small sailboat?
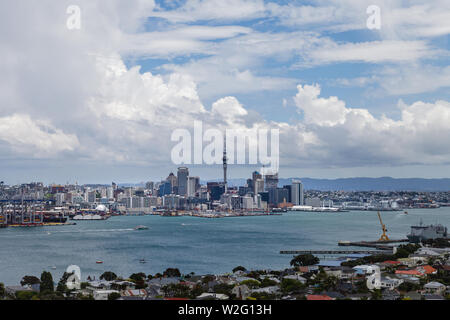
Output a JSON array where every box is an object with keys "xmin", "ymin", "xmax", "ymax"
[{"xmin": 139, "ymin": 258, "xmax": 147, "ymax": 264}]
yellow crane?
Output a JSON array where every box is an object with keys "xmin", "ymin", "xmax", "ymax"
[{"xmin": 377, "ymin": 211, "xmax": 390, "ymax": 241}]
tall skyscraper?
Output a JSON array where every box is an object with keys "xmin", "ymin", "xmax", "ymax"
[
  {"xmin": 254, "ymin": 178, "xmax": 265, "ymax": 194},
  {"xmin": 265, "ymin": 173, "xmax": 279, "ymax": 190},
  {"xmin": 166, "ymin": 172, "xmax": 177, "ymax": 192},
  {"xmin": 251, "ymin": 171, "xmax": 262, "ymax": 194},
  {"xmin": 159, "ymin": 180, "xmax": 172, "ymax": 197},
  {"xmin": 177, "ymin": 167, "xmax": 189, "ymax": 196},
  {"xmin": 291, "ymin": 180, "xmax": 304, "ymax": 206}
]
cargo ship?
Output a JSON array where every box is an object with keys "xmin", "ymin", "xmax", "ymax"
[{"xmin": 407, "ymin": 220, "xmax": 448, "ymax": 243}]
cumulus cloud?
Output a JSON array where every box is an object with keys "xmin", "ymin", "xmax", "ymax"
[
  {"xmin": 292, "ymin": 84, "xmax": 450, "ymax": 167},
  {"xmin": 0, "ymin": 114, "xmax": 79, "ymax": 157}
]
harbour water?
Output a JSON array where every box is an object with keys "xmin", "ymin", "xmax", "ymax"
[{"xmin": 0, "ymin": 208, "xmax": 449, "ymax": 285}]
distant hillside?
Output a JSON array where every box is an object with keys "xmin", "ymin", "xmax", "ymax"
[{"xmin": 225, "ymin": 177, "xmax": 450, "ymax": 191}]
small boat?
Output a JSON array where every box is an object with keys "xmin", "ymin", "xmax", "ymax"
[
  {"xmin": 96, "ymin": 260, "xmax": 103, "ymax": 264},
  {"xmin": 404, "ymin": 211, "xmax": 408, "ymax": 215},
  {"xmin": 134, "ymin": 225, "xmax": 149, "ymax": 230},
  {"xmin": 51, "ymin": 266, "xmax": 57, "ymax": 270},
  {"xmin": 139, "ymin": 259, "xmax": 146, "ymax": 264}
]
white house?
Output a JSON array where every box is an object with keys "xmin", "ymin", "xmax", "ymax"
[
  {"xmin": 93, "ymin": 289, "xmax": 120, "ymax": 300},
  {"xmin": 424, "ymin": 282, "xmax": 446, "ymax": 294}
]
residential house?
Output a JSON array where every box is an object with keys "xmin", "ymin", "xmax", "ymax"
[
  {"xmin": 121, "ymin": 289, "xmax": 147, "ymax": 298},
  {"xmin": 282, "ymin": 274, "xmax": 307, "ymax": 284},
  {"xmin": 417, "ymin": 265, "xmax": 437, "ymax": 275},
  {"xmin": 251, "ymin": 286, "xmax": 279, "ymax": 295},
  {"xmin": 196, "ymin": 293, "xmax": 229, "ymax": 300},
  {"xmin": 424, "ymin": 282, "xmax": 446, "ymax": 295},
  {"xmin": 93, "ymin": 289, "xmax": 119, "ymax": 300},
  {"xmin": 379, "ymin": 277, "xmax": 403, "ymax": 290}
]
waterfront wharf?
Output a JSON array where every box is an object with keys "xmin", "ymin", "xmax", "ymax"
[{"xmin": 338, "ymin": 239, "xmax": 409, "ymax": 250}]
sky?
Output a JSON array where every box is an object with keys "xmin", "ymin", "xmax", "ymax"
[{"xmin": 0, "ymin": 0, "xmax": 450, "ymax": 184}]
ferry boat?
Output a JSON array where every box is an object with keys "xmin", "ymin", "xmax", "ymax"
[{"xmin": 71, "ymin": 206, "xmax": 110, "ymax": 221}]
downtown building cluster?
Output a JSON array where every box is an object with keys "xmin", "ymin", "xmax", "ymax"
[{"xmin": 0, "ymin": 170, "xmax": 305, "ymax": 216}]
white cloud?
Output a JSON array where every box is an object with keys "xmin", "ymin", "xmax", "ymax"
[
  {"xmin": 305, "ymin": 40, "xmax": 435, "ymax": 65},
  {"xmin": 293, "ymin": 84, "xmax": 450, "ymax": 166},
  {"xmin": 151, "ymin": 0, "xmax": 266, "ymax": 22},
  {"xmin": 376, "ymin": 64, "xmax": 450, "ymax": 95},
  {"xmin": 0, "ymin": 114, "xmax": 79, "ymax": 157}
]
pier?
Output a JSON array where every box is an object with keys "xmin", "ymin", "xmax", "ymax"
[{"xmin": 337, "ymin": 239, "xmax": 409, "ymax": 250}]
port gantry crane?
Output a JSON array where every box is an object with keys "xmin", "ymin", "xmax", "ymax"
[{"xmin": 377, "ymin": 211, "xmax": 390, "ymax": 242}]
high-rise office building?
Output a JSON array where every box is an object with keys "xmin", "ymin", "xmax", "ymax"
[
  {"xmin": 207, "ymin": 182, "xmax": 226, "ymax": 201},
  {"xmin": 283, "ymin": 185, "xmax": 292, "ymax": 203},
  {"xmin": 254, "ymin": 178, "xmax": 265, "ymax": 194},
  {"xmin": 187, "ymin": 176, "xmax": 200, "ymax": 197},
  {"xmin": 252, "ymin": 171, "xmax": 262, "ymax": 194},
  {"xmin": 166, "ymin": 173, "xmax": 177, "ymax": 192},
  {"xmin": 159, "ymin": 180, "xmax": 172, "ymax": 197},
  {"xmin": 177, "ymin": 167, "xmax": 189, "ymax": 196},
  {"xmin": 291, "ymin": 180, "xmax": 304, "ymax": 206},
  {"xmin": 265, "ymin": 173, "xmax": 278, "ymax": 190}
]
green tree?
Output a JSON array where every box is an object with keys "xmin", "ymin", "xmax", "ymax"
[
  {"xmin": 162, "ymin": 283, "xmax": 191, "ymax": 298},
  {"xmin": 163, "ymin": 268, "xmax": 181, "ymax": 278},
  {"xmin": 280, "ymin": 278, "xmax": 305, "ymax": 294},
  {"xmin": 290, "ymin": 254, "xmax": 320, "ymax": 267},
  {"xmin": 20, "ymin": 275, "xmax": 40, "ymax": 287},
  {"xmin": 232, "ymin": 266, "xmax": 247, "ymax": 273},
  {"xmin": 100, "ymin": 271, "xmax": 117, "ymax": 281},
  {"xmin": 16, "ymin": 291, "xmax": 38, "ymax": 300},
  {"xmin": 108, "ymin": 292, "xmax": 121, "ymax": 300},
  {"xmin": 129, "ymin": 273, "xmax": 147, "ymax": 289},
  {"xmin": 40, "ymin": 271, "xmax": 54, "ymax": 293},
  {"xmin": 394, "ymin": 248, "xmax": 410, "ymax": 259},
  {"xmin": 56, "ymin": 272, "xmax": 74, "ymax": 294},
  {"xmin": 213, "ymin": 283, "xmax": 235, "ymax": 296},
  {"xmin": 260, "ymin": 278, "xmax": 278, "ymax": 287},
  {"xmin": 0, "ymin": 282, "xmax": 5, "ymax": 299},
  {"xmin": 371, "ymin": 289, "xmax": 382, "ymax": 300},
  {"xmin": 398, "ymin": 282, "xmax": 421, "ymax": 292},
  {"xmin": 190, "ymin": 284, "xmax": 205, "ymax": 299}
]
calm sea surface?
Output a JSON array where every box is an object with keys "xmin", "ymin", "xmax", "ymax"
[{"xmin": 1, "ymin": 208, "xmax": 450, "ymax": 285}]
